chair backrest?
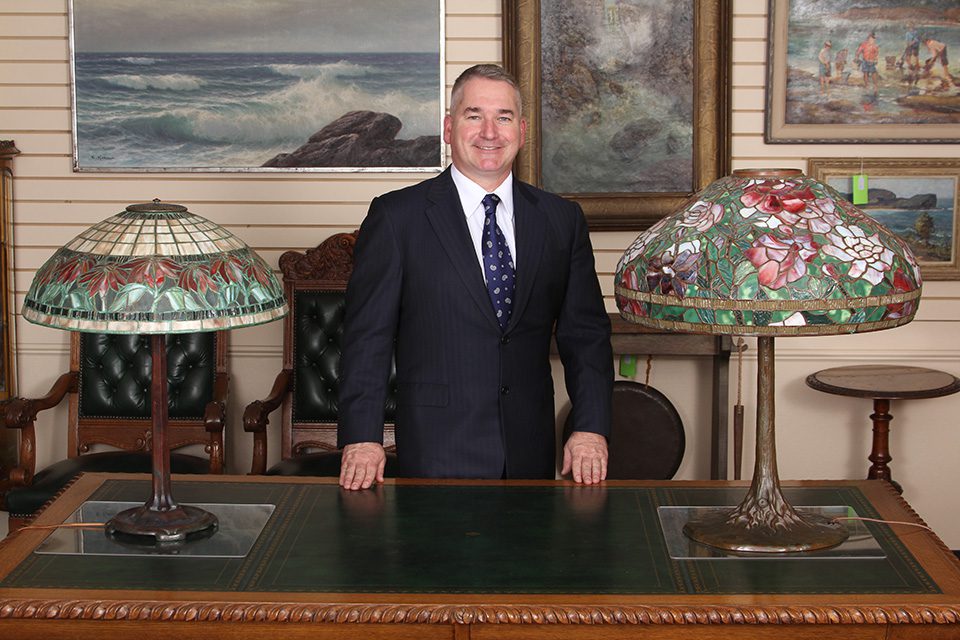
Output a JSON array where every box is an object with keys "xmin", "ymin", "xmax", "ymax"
[
  {"xmin": 277, "ymin": 231, "xmax": 396, "ymax": 460},
  {"xmin": 562, "ymin": 380, "xmax": 685, "ymax": 480},
  {"xmin": 69, "ymin": 330, "xmax": 227, "ymax": 466}
]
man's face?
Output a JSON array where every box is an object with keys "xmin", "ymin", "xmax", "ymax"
[{"xmin": 444, "ymin": 77, "xmax": 526, "ymax": 191}]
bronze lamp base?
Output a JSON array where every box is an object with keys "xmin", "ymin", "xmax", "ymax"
[
  {"xmin": 683, "ymin": 336, "xmax": 850, "ymax": 553},
  {"xmin": 104, "ymin": 335, "xmax": 219, "ymax": 544},
  {"xmin": 683, "ymin": 507, "xmax": 848, "ymax": 553},
  {"xmin": 106, "ymin": 503, "xmax": 218, "ymax": 543}
]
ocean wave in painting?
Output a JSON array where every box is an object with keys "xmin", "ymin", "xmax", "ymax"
[{"xmin": 74, "ymin": 51, "xmax": 440, "ymax": 168}]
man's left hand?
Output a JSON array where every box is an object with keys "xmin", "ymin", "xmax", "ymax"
[{"xmin": 561, "ymin": 431, "xmax": 608, "ymax": 484}]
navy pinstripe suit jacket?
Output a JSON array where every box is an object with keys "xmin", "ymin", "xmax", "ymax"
[{"xmin": 337, "ymin": 168, "xmax": 612, "ymax": 479}]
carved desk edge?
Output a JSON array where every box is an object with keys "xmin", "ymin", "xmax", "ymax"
[{"xmin": 0, "ymin": 599, "xmax": 958, "ymax": 626}]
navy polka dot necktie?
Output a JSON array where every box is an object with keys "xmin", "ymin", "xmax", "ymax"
[{"xmin": 481, "ymin": 193, "xmax": 515, "ymax": 330}]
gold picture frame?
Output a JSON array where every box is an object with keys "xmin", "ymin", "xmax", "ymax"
[
  {"xmin": 808, "ymin": 157, "xmax": 960, "ymax": 280},
  {"xmin": 765, "ymin": 0, "xmax": 960, "ymax": 144},
  {"xmin": 503, "ymin": 1, "xmax": 731, "ymax": 230}
]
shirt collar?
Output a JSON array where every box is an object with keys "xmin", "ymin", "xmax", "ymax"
[{"xmin": 450, "ymin": 164, "xmax": 514, "ymax": 220}]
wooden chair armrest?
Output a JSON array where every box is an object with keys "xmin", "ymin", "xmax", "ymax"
[
  {"xmin": 3, "ymin": 371, "xmax": 78, "ymax": 429},
  {"xmin": 243, "ymin": 369, "xmax": 293, "ymax": 475},
  {"xmin": 202, "ymin": 372, "xmax": 230, "ymax": 474},
  {"xmin": 3, "ymin": 371, "xmax": 79, "ymax": 487},
  {"xmin": 203, "ymin": 372, "xmax": 230, "ymax": 433}
]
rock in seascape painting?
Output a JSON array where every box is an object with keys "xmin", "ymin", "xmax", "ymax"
[{"xmin": 69, "ymin": 0, "xmax": 443, "ymax": 171}]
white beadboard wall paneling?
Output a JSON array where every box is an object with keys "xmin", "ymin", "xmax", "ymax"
[
  {"xmin": 0, "ymin": 61, "xmax": 68, "ymax": 84},
  {"xmin": 735, "ymin": 0, "xmax": 767, "ymax": 14},
  {"xmin": 0, "ymin": 38, "xmax": 68, "ymax": 61},
  {"xmin": 0, "ymin": 0, "xmax": 65, "ymax": 12},
  {"xmin": 0, "ymin": 107, "xmax": 70, "ymax": 132},
  {"xmin": 0, "ymin": 13, "xmax": 66, "ymax": 37},
  {"xmin": 446, "ymin": 0, "xmax": 499, "ymax": 13}
]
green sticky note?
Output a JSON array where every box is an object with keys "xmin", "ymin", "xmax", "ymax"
[
  {"xmin": 852, "ymin": 173, "xmax": 868, "ymax": 205},
  {"xmin": 619, "ymin": 355, "xmax": 637, "ymax": 378}
]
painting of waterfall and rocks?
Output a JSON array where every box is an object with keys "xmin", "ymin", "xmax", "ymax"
[
  {"xmin": 69, "ymin": 0, "xmax": 443, "ymax": 171},
  {"xmin": 505, "ymin": 1, "xmax": 730, "ymax": 229}
]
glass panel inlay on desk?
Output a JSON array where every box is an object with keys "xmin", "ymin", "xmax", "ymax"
[
  {"xmin": 658, "ymin": 506, "xmax": 885, "ymax": 559},
  {"xmin": 35, "ymin": 502, "xmax": 275, "ymax": 558},
  {"xmin": 0, "ymin": 480, "xmax": 939, "ymax": 595}
]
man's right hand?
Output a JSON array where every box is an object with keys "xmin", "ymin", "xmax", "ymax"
[{"xmin": 339, "ymin": 442, "xmax": 386, "ymax": 490}]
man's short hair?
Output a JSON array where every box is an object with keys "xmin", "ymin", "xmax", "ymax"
[{"xmin": 449, "ymin": 64, "xmax": 523, "ymax": 117}]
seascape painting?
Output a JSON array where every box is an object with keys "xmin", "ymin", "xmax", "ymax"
[
  {"xmin": 538, "ymin": 1, "xmax": 695, "ymax": 194},
  {"xmin": 70, "ymin": 0, "xmax": 443, "ymax": 171},
  {"xmin": 827, "ymin": 176, "xmax": 956, "ymax": 265}
]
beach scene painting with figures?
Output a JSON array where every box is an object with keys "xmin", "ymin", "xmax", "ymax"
[
  {"xmin": 69, "ymin": 0, "xmax": 443, "ymax": 171},
  {"xmin": 767, "ymin": 0, "xmax": 960, "ymax": 142}
]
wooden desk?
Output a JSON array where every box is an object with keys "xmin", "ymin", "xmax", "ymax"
[{"xmin": 1, "ymin": 474, "xmax": 959, "ymax": 639}]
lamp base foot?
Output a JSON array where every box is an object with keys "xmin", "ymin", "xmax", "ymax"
[
  {"xmin": 683, "ymin": 509, "xmax": 848, "ymax": 553},
  {"xmin": 106, "ymin": 504, "xmax": 218, "ymax": 543}
]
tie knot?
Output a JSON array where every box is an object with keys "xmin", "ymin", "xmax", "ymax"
[{"xmin": 482, "ymin": 193, "xmax": 500, "ymax": 215}]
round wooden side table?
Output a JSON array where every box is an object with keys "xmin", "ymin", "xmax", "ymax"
[{"xmin": 806, "ymin": 365, "xmax": 960, "ymax": 492}]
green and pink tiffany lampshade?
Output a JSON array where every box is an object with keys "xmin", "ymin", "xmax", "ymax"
[
  {"xmin": 22, "ymin": 200, "xmax": 288, "ymax": 543},
  {"xmin": 615, "ymin": 168, "xmax": 922, "ymax": 553}
]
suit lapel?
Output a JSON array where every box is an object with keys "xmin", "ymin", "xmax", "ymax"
[
  {"xmin": 424, "ymin": 170, "xmax": 502, "ymax": 331},
  {"xmin": 508, "ymin": 182, "xmax": 545, "ymax": 330}
]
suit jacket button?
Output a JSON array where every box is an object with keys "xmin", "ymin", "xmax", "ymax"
[
  {"xmin": 500, "ymin": 335, "xmax": 510, "ymax": 345},
  {"xmin": 500, "ymin": 386, "xmax": 510, "ymax": 395}
]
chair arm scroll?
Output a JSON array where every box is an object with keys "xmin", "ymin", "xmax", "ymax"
[
  {"xmin": 3, "ymin": 371, "xmax": 78, "ymax": 487},
  {"xmin": 4, "ymin": 371, "xmax": 77, "ymax": 429},
  {"xmin": 243, "ymin": 369, "xmax": 293, "ymax": 474},
  {"xmin": 202, "ymin": 372, "xmax": 230, "ymax": 474}
]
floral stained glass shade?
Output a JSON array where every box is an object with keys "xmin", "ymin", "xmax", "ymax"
[
  {"xmin": 614, "ymin": 169, "xmax": 922, "ymax": 553},
  {"xmin": 23, "ymin": 201, "xmax": 287, "ymax": 334},
  {"xmin": 615, "ymin": 169, "xmax": 922, "ymax": 336}
]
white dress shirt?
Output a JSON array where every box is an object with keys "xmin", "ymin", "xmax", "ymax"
[{"xmin": 450, "ymin": 164, "xmax": 517, "ymax": 283}]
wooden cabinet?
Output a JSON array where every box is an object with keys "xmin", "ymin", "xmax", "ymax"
[{"xmin": 0, "ymin": 141, "xmax": 19, "ymax": 489}]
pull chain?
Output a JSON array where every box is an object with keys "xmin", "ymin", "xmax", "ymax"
[{"xmin": 733, "ymin": 338, "xmax": 746, "ymax": 480}]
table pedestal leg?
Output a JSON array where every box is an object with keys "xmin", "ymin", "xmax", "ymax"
[{"xmin": 868, "ymin": 398, "xmax": 901, "ymax": 493}]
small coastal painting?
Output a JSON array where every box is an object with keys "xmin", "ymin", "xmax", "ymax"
[
  {"xmin": 69, "ymin": 0, "xmax": 443, "ymax": 171},
  {"xmin": 766, "ymin": 0, "xmax": 960, "ymax": 142},
  {"xmin": 808, "ymin": 157, "xmax": 960, "ymax": 280}
]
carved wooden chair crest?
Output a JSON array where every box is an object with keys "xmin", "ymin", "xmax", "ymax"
[{"xmin": 244, "ymin": 231, "xmax": 397, "ymax": 476}]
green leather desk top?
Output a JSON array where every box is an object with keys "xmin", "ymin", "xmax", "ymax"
[{"xmin": 0, "ymin": 478, "xmax": 941, "ymax": 596}]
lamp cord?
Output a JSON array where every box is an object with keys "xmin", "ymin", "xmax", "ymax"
[
  {"xmin": 644, "ymin": 354, "xmax": 653, "ymax": 387},
  {"xmin": 18, "ymin": 522, "xmax": 106, "ymax": 531},
  {"xmin": 832, "ymin": 516, "xmax": 933, "ymax": 533}
]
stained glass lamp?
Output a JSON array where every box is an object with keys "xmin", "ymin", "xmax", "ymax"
[
  {"xmin": 22, "ymin": 200, "xmax": 288, "ymax": 542},
  {"xmin": 614, "ymin": 169, "xmax": 922, "ymax": 553}
]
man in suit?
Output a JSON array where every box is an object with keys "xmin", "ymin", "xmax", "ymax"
[{"xmin": 338, "ymin": 64, "xmax": 612, "ymax": 490}]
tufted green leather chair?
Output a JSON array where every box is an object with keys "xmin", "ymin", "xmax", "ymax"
[
  {"xmin": 3, "ymin": 330, "xmax": 228, "ymax": 531},
  {"xmin": 244, "ymin": 231, "xmax": 398, "ymax": 476}
]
